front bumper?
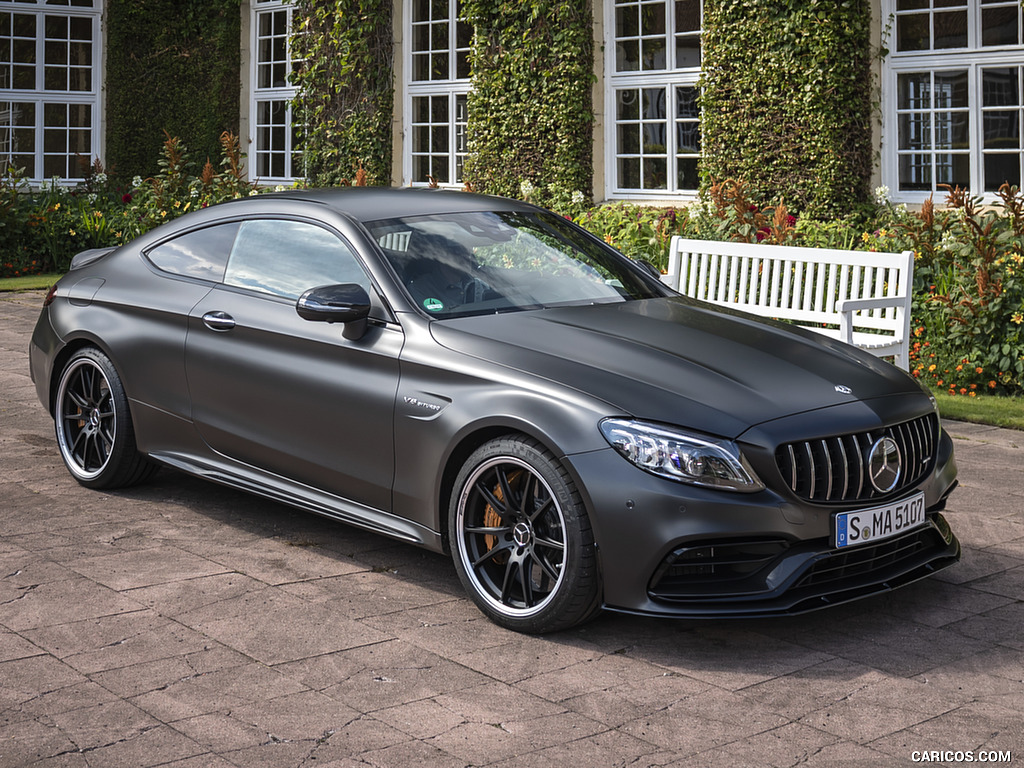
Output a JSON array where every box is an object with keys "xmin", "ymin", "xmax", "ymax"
[{"xmin": 565, "ymin": 428, "xmax": 960, "ymax": 619}]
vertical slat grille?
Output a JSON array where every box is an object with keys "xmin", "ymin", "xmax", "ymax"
[{"xmin": 775, "ymin": 414, "xmax": 938, "ymax": 503}]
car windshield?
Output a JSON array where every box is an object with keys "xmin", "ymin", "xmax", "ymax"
[{"xmin": 366, "ymin": 210, "xmax": 663, "ymax": 318}]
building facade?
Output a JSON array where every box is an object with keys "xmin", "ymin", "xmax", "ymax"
[{"xmin": 4, "ymin": 0, "xmax": 1024, "ymax": 207}]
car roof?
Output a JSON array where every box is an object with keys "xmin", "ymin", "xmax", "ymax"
[{"xmin": 250, "ymin": 187, "xmax": 536, "ymax": 224}]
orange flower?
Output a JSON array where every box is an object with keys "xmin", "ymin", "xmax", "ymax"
[
  {"xmin": 975, "ymin": 367, "xmax": 983, "ymax": 374},
  {"xmin": 959, "ymin": 388, "xmax": 967, "ymax": 395},
  {"xmin": 989, "ymin": 381, "xmax": 997, "ymax": 389},
  {"xmin": 969, "ymin": 391, "xmax": 977, "ymax": 398}
]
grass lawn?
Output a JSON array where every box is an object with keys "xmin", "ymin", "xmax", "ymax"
[
  {"xmin": 0, "ymin": 274, "xmax": 62, "ymax": 292},
  {"xmin": 932, "ymin": 390, "xmax": 1024, "ymax": 431}
]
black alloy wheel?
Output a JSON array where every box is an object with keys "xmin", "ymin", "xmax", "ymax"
[
  {"xmin": 54, "ymin": 347, "xmax": 156, "ymax": 489},
  {"xmin": 450, "ymin": 435, "xmax": 601, "ymax": 633}
]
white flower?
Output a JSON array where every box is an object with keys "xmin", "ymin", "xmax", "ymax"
[
  {"xmin": 688, "ymin": 198, "xmax": 713, "ymax": 219},
  {"xmin": 132, "ymin": 175, "xmax": 143, "ymax": 188},
  {"xmin": 571, "ymin": 190, "xmax": 585, "ymax": 205},
  {"xmin": 94, "ymin": 172, "xmax": 107, "ymax": 185},
  {"xmin": 873, "ymin": 185, "xmax": 891, "ymax": 205},
  {"xmin": 519, "ymin": 180, "xmax": 535, "ymax": 199}
]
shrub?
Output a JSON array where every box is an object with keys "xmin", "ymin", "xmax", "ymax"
[
  {"xmin": 573, "ymin": 203, "xmax": 688, "ymax": 271},
  {"xmin": 1, "ymin": 132, "xmax": 262, "ymax": 276},
  {"xmin": 0, "ymin": 167, "xmax": 38, "ymax": 278}
]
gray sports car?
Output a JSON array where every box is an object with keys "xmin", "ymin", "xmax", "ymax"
[{"xmin": 29, "ymin": 188, "xmax": 960, "ymax": 633}]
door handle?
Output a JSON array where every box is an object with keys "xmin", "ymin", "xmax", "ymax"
[{"xmin": 202, "ymin": 311, "xmax": 236, "ymax": 331}]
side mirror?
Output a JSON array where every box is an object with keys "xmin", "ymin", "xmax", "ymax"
[{"xmin": 296, "ymin": 283, "xmax": 372, "ymax": 339}]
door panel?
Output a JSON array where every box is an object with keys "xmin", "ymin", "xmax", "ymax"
[
  {"xmin": 185, "ymin": 287, "xmax": 402, "ymax": 511},
  {"xmin": 183, "ymin": 218, "xmax": 402, "ymax": 512}
]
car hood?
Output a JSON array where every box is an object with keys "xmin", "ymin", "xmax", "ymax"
[{"xmin": 429, "ymin": 297, "xmax": 923, "ymax": 439}]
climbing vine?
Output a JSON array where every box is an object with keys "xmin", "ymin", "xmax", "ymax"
[
  {"xmin": 289, "ymin": 0, "xmax": 394, "ymax": 186},
  {"xmin": 699, "ymin": 0, "xmax": 874, "ymax": 217},
  {"xmin": 105, "ymin": 0, "xmax": 240, "ymax": 182},
  {"xmin": 462, "ymin": 0, "xmax": 594, "ymax": 207}
]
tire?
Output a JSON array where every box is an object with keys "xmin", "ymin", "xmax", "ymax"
[
  {"xmin": 53, "ymin": 347, "xmax": 157, "ymax": 489},
  {"xmin": 449, "ymin": 435, "xmax": 601, "ymax": 633}
]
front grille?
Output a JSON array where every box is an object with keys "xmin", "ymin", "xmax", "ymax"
[{"xmin": 775, "ymin": 413, "xmax": 938, "ymax": 504}]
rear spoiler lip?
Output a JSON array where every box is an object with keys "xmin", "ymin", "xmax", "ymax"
[{"xmin": 69, "ymin": 246, "xmax": 117, "ymax": 270}]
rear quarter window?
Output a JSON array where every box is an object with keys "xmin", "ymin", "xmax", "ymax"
[{"xmin": 145, "ymin": 222, "xmax": 240, "ymax": 281}]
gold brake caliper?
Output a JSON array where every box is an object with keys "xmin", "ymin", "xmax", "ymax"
[{"xmin": 484, "ymin": 469, "xmax": 522, "ymax": 562}]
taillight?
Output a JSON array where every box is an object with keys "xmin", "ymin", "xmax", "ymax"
[{"xmin": 42, "ymin": 284, "xmax": 58, "ymax": 307}]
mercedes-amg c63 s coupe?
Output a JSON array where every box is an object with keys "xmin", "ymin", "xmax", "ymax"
[{"xmin": 29, "ymin": 188, "xmax": 960, "ymax": 633}]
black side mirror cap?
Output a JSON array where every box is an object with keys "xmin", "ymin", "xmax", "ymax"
[{"xmin": 296, "ymin": 283, "xmax": 372, "ymax": 339}]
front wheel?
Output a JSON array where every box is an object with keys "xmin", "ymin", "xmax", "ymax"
[
  {"xmin": 449, "ymin": 436, "xmax": 601, "ymax": 633},
  {"xmin": 53, "ymin": 347, "xmax": 156, "ymax": 489}
]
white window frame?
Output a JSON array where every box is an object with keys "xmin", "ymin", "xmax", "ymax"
[
  {"xmin": 403, "ymin": 0, "xmax": 470, "ymax": 188},
  {"xmin": 248, "ymin": 0, "xmax": 301, "ymax": 183},
  {"xmin": 604, "ymin": 0, "xmax": 702, "ymax": 201},
  {"xmin": 881, "ymin": 0, "xmax": 1024, "ymax": 204},
  {"xmin": 0, "ymin": 0, "xmax": 101, "ymax": 183}
]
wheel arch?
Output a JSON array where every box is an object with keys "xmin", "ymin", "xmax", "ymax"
[
  {"xmin": 46, "ymin": 334, "xmax": 122, "ymax": 414},
  {"xmin": 436, "ymin": 421, "xmax": 570, "ymax": 556}
]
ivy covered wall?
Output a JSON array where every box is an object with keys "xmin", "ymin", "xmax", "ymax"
[
  {"xmin": 101, "ymin": 0, "xmax": 876, "ymax": 212},
  {"xmin": 462, "ymin": 0, "xmax": 594, "ymax": 206},
  {"xmin": 699, "ymin": 0, "xmax": 875, "ymax": 217},
  {"xmin": 105, "ymin": 0, "xmax": 241, "ymax": 182},
  {"xmin": 289, "ymin": 0, "xmax": 394, "ymax": 186}
]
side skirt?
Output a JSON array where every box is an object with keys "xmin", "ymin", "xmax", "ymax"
[{"xmin": 150, "ymin": 450, "xmax": 444, "ymax": 552}]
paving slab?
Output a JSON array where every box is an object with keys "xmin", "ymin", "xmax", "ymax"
[{"xmin": 2, "ymin": 289, "xmax": 1023, "ymax": 767}]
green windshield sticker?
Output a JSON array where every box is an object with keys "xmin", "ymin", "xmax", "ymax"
[{"xmin": 423, "ymin": 298, "xmax": 444, "ymax": 312}]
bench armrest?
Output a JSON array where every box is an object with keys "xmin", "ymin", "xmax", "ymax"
[
  {"xmin": 837, "ymin": 295, "xmax": 907, "ymax": 313},
  {"xmin": 837, "ymin": 295, "xmax": 908, "ymax": 343}
]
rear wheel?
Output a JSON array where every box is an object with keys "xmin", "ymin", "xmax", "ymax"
[
  {"xmin": 449, "ymin": 436, "xmax": 601, "ymax": 633},
  {"xmin": 54, "ymin": 347, "xmax": 156, "ymax": 489}
]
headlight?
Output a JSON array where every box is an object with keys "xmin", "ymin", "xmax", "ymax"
[{"xmin": 599, "ymin": 419, "xmax": 765, "ymax": 493}]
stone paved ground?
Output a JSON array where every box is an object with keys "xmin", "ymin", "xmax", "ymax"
[{"xmin": 1, "ymin": 290, "xmax": 1022, "ymax": 767}]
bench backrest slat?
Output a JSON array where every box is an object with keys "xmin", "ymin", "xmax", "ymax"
[{"xmin": 662, "ymin": 237, "xmax": 914, "ymax": 369}]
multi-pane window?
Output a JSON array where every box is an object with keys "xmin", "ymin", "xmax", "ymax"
[
  {"xmin": 885, "ymin": 0, "xmax": 1024, "ymax": 198},
  {"xmin": 982, "ymin": 66, "xmax": 1024, "ymax": 189},
  {"xmin": 0, "ymin": 0, "xmax": 100, "ymax": 182},
  {"xmin": 895, "ymin": 71, "xmax": 970, "ymax": 190},
  {"xmin": 405, "ymin": 0, "xmax": 470, "ymax": 187},
  {"xmin": 608, "ymin": 0, "xmax": 702, "ymax": 197},
  {"xmin": 250, "ymin": 0, "xmax": 301, "ymax": 181}
]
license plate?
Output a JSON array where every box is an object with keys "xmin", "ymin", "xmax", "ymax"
[{"xmin": 834, "ymin": 492, "xmax": 926, "ymax": 549}]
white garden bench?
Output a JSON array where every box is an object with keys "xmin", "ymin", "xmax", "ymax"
[{"xmin": 661, "ymin": 237, "xmax": 914, "ymax": 370}]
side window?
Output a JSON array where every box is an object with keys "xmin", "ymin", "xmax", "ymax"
[
  {"xmin": 223, "ymin": 219, "xmax": 370, "ymax": 299},
  {"xmin": 145, "ymin": 222, "xmax": 240, "ymax": 281}
]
